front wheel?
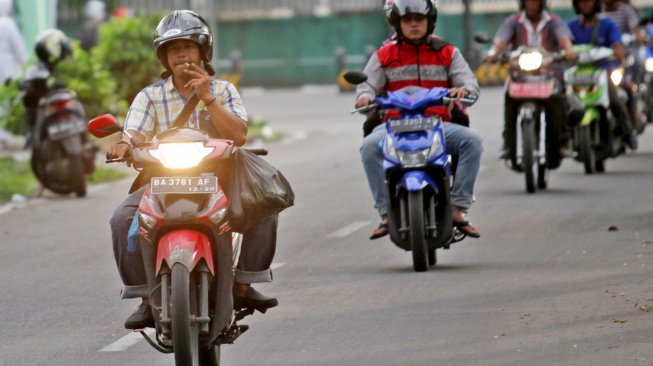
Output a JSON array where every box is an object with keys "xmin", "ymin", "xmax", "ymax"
[
  {"xmin": 578, "ymin": 125, "xmax": 595, "ymax": 174},
  {"xmin": 521, "ymin": 118, "xmax": 537, "ymax": 193},
  {"xmin": 408, "ymin": 190, "xmax": 428, "ymax": 272},
  {"xmin": 199, "ymin": 345, "xmax": 221, "ymax": 366},
  {"xmin": 171, "ymin": 263, "xmax": 199, "ymax": 366}
]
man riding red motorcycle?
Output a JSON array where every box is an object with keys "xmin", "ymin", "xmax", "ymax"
[{"xmin": 108, "ymin": 10, "xmax": 279, "ymax": 330}]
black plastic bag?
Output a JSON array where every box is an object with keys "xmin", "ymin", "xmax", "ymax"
[{"xmin": 223, "ymin": 148, "xmax": 294, "ymax": 233}]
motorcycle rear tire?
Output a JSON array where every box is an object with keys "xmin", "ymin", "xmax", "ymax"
[
  {"xmin": 521, "ymin": 119, "xmax": 537, "ymax": 194},
  {"xmin": 70, "ymin": 156, "xmax": 86, "ymax": 197},
  {"xmin": 408, "ymin": 190, "xmax": 428, "ymax": 272},
  {"xmin": 199, "ymin": 345, "xmax": 220, "ymax": 366},
  {"xmin": 579, "ymin": 125, "xmax": 595, "ymax": 174},
  {"xmin": 171, "ymin": 263, "xmax": 199, "ymax": 366}
]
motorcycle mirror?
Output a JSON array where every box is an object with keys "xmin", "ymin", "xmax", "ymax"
[
  {"xmin": 343, "ymin": 71, "xmax": 368, "ymax": 85},
  {"xmin": 87, "ymin": 114, "xmax": 122, "ymax": 138},
  {"xmin": 473, "ymin": 33, "xmax": 491, "ymax": 44}
]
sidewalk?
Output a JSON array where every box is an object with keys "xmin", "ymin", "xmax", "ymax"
[{"xmin": 0, "ymin": 134, "xmax": 29, "ymax": 161}]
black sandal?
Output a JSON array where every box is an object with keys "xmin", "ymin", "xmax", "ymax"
[
  {"xmin": 369, "ymin": 221, "xmax": 389, "ymax": 240},
  {"xmin": 453, "ymin": 220, "xmax": 481, "ymax": 238}
]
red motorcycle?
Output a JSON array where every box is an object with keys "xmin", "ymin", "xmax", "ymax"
[{"xmin": 88, "ymin": 114, "xmax": 265, "ymax": 366}]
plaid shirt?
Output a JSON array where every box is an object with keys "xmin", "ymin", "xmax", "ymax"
[{"xmin": 124, "ymin": 77, "xmax": 247, "ymax": 141}]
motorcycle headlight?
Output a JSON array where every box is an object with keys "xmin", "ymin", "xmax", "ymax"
[
  {"xmin": 393, "ymin": 132, "xmax": 442, "ymax": 167},
  {"xmin": 384, "ymin": 134, "xmax": 399, "ymax": 162},
  {"xmin": 610, "ymin": 68, "xmax": 624, "ymax": 86},
  {"xmin": 518, "ymin": 51, "xmax": 543, "ymax": 71},
  {"xmin": 148, "ymin": 142, "xmax": 215, "ymax": 169},
  {"xmin": 646, "ymin": 58, "xmax": 653, "ymax": 73}
]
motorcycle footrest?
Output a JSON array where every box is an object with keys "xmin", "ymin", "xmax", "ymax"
[
  {"xmin": 214, "ymin": 324, "xmax": 249, "ymax": 345},
  {"xmin": 234, "ymin": 308, "xmax": 255, "ymax": 322}
]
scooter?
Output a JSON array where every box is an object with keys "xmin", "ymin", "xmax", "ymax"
[
  {"xmin": 88, "ymin": 114, "xmax": 266, "ymax": 366},
  {"xmin": 564, "ymin": 45, "xmax": 628, "ymax": 174},
  {"xmin": 345, "ymin": 71, "xmax": 476, "ymax": 272},
  {"xmin": 22, "ymin": 63, "xmax": 96, "ymax": 197}
]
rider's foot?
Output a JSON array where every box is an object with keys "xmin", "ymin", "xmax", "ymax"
[
  {"xmin": 233, "ymin": 284, "xmax": 278, "ymax": 312},
  {"xmin": 498, "ymin": 146, "xmax": 509, "ymax": 160},
  {"xmin": 452, "ymin": 206, "xmax": 480, "ymax": 238},
  {"xmin": 559, "ymin": 138, "xmax": 573, "ymax": 157},
  {"xmin": 124, "ymin": 302, "xmax": 155, "ymax": 329},
  {"xmin": 369, "ymin": 216, "xmax": 389, "ymax": 240}
]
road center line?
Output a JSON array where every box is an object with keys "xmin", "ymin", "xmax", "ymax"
[
  {"xmin": 327, "ymin": 221, "xmax": 371, "ymax": 238},
  {"xmin": 100, "ymin": 329, "xmax": 155, "ymax": 352}
]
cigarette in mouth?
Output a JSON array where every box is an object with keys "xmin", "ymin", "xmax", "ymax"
[{"xmin": 185, "ymin": 62, "xmax": 191, "ymax": 68}]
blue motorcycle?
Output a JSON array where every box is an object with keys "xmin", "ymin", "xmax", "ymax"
[{"xmin": 345, "ymin": 72, "xmax": 476, "ymax": 272}]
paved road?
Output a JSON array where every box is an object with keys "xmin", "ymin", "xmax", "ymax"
[{"xmin": 1, "ymin": 86, "xmax": 653, "ymax": 366}]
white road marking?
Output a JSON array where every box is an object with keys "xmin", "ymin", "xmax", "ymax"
[
  {"xmin": 271, "ymin": 262, "xmax": 286, "ymax": 270},
  {"xmin": 99, "ymin": 329, "xmax": 155, "ymax": 352},
  {"xmin": 327, "ymin": 221, "xmax": 371, "ymax": 238}
]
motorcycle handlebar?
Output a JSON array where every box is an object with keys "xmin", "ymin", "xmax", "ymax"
[{"xmin": 243, "ymin": 148, "xmax": 269, "ymax": 156}]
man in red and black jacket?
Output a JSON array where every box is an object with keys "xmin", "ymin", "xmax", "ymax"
[{"xmin": 356, "ymin": 0, "xmax": 483, "ymax": 240}]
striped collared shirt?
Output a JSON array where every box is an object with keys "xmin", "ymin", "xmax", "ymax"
[{"xmin": 124, "ymin": 77, "xmax": 247, "ymax": 141}]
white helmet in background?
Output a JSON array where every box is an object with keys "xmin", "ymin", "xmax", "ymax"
[
  {"xmin": 0, "ymin": 0, "xmax": 13, "ymax": 17},
  {"xmin": 84, "ymin": 0, "xmax": 106, "ymax": 21}
]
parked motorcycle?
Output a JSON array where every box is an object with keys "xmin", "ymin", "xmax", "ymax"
[
  {"xmin": 22, "ymin": 63, "xmax": 95, "ymax": 197},
  {"xmin": 564, "ymin": 45, "xmax": 627, "ymax": 174},
  {"xmin": 634, "ymin": 24, "xmax": 653, "ymax": 123},
  {"xmin": 88, "ymin": 114, "xmax": 269, "ymax": 366},
  {"xmin": 345, "ymin": 71, "xmax": 476, "ymax": 272}
]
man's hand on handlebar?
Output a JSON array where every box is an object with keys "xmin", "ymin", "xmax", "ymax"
[
  {"xmin": 448, "ymin": 88, "xmax": 469, "ymax": 98},
  {"xmin": 107, "ymin": 141, "xmax": 130, "ymax": 160},
  {"xmin": 355, "ymin": 96, "xmax": 372, "ymax": 108}
]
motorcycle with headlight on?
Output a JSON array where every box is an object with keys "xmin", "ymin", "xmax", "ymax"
[
  {"xmin": 501, "ymin": 46, "xmax": 566, "ymax": 193},
  {"xmin": 565, "ymin": 44, "xmax": 629, "ymax": 174},
  {"xmin": 344, "ymin": 71, "xmax": 476, "ymax": 272},
  {"xmin": 87, "ymin": 114, "xmax": 267, "ymax": 366}
]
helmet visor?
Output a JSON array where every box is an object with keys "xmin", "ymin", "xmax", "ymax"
[{"xmin": 394, "ymin": 0, "xmax": 432, "ymax": 16}]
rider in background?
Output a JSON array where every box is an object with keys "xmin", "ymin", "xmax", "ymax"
[
  {"xmin": 568, "ymin": 0, "xmax": 638, "ymax": 150},
  {"xmin": 108, "ymin": 10, "xmax": 279, "ymax": 330},
  {"xmin": 484, "ymin": 0, "xmax": 576, "ymax": 164},
  {"xmin": 356, "ymin": 0, "xmax": 483, "ymax": 240}
]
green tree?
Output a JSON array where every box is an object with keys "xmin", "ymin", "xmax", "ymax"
[{"xmin": 92, "ymin": 12, "xmax": 166, "ymax": 104}]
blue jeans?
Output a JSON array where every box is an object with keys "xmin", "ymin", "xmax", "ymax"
[{"xmin": 360, "ymin": 122, "xmax": 483, "ymax": 218}]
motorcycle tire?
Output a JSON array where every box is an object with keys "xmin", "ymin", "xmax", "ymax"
[
  {"xmin": 537, "ymin": 163, "xmax": 548, "ymax": 190},
  {"xmin": 171, "ymin": 263, "xmax": 200, "ymax": 366},
  {"xmin": 407, "ymin": 190, "xmax": 428, "ymax": 272},
  {"xmin": 579, "ymin": 125, "xmax": 596, "ymax": 175},
  {"xmin": 199, "ymin": 345, "xmax": 221, "ymax": 366},
  {"xmin": 31, "ymin": 149, "xmax": 74, "ymax": 195},
  {"xmin": 521, "ymin": 119, "xmax": 537, "ymax": 194},
  {"xmin": 70, "ymin": 155, "xmax": 87, "ymax": 197}
]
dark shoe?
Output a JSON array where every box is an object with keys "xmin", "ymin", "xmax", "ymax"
[
  {"xmin": 453, "ymin": 220, "xmax": 481, "ymax": 238},
  {"xmin": 369, "ymin": 219, "xmax": 389, "ymax": 240},
  {"xmin": 498, "ymin": 147, "xmax": 510, "ymax": 160},
  {"xmin": 234, "ymin": 286, "xmax": 278, "ymax": 313},
  {"xmin": 124, "ymin": 302, "xmax": 154, "ymax": 329}
]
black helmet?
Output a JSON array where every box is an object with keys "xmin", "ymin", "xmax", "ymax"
[
  {"xmin": 153, "ymin": 10, "xmax": 214, "ymax": 74},
  {"xmin": 34, "ymin": 29, "xmax": 72, "ymax": 70},
  {"xmin": 519, "ymin": 0, "xmax": 547, "ymax": 11},
  {"xmin": 573, "ymin": 0, "xmax": 601, "ymax": 15},
  {"xmin": 388, "ymin": 0, "xmax": 438, "ymax": 38}
]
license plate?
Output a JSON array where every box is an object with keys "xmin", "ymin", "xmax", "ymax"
[
  {"xmin": 150, "ymin": 176, "xmax": 218, "ymax": 194},
  {"xmin": 47, "ymin": 120, "xmax": 85, "ymax": 139},
  {"xmin": 388, "ymin": 117, "xmax": 435, "ymax": 133},
  {"xmin": 509, "ymin": 81, "xmax": 553, "ymax": 99}
]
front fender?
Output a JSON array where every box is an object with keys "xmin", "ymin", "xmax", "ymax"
[
  {"xmin": 580, "ymin": 107, "xmax": 601, "ymax": 127},
  {"xmin": 397, "ymin": 170, "xmax": 438, "ymax": 193},
  {"xmin": 156, "ymin": 229, "xmax": 214, "ymax": 275}
]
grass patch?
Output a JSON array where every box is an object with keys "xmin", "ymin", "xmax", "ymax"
[
  {"xmin": 247, "ymin": 118, "xmax": 283, "ymax": 143},
  {"xmin": 0, "ymin": 157, "xmax": 128, "ymax": 203},
  {"xmin": 0, "ymin": 158, "xmax": 38, "ymax": 201}
]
